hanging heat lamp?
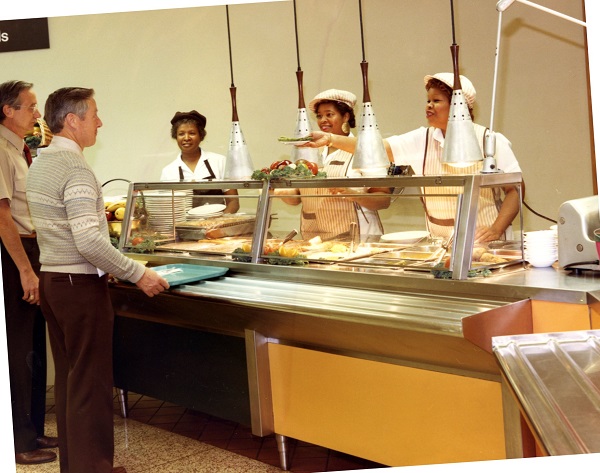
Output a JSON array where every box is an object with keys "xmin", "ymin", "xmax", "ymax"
[
  {"xmin": 351, "ymin": 0, "xmax": 388, "ymax": 177},
  {"xmin": 441, "ymin": 0, "xmax": 482, "ymax": 168},
  {"xmin": 289, "ymin": 0, "xmax": 321, "ymax": 167},
  {"xmin": 223, "ymin": 4, "xmax": 254, "ymax": 179}
]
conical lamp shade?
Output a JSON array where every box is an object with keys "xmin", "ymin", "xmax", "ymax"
[
  {"xmin": 224, "ymin": 121, "xmax": 254, "ymax": 179},
  {"xmin": 290, "ymin": 107, "xmax": 321, "ymax": 166},
  {"xmin": 442, "ymin": 89, "xmax": 482, "ymax": 167},
  {"xmin": 352, "ymin": 102, "xmax": 388, "ymax": 176}
]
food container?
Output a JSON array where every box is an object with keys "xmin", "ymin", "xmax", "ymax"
[
  {"xmin": 175, "ymin": 215, "xmax": 257, "ymax": 240},
  {"xmin": 486, "ymin": 249, "xmax": 524, "ymax": 260}
]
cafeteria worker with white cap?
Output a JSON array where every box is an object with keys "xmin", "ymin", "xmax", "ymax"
[
  {"xmin": 277, "ymin": 89, "xmax": 391, "ymax": 241},
  {"xmin": 302, "ymin": 74, "xmax": 523, "ymax": 242}
]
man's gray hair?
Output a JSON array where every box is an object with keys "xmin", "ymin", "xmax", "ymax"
[
  {"xmin": 0, "ymin": 80, "xmax": 34, "ymax": 123},
  {"xmin": 44, "ymin": 87, "xmax": 95, "ymax": 134}
]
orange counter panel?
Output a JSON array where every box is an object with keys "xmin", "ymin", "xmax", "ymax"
[
  {"xmin": 269, "ymin": 344, "xmax": 505, "ymax": 467},
  {"xmin": 591, "ymin": 306, "xmax": 600, "ymax": 329},
  {"xmin": 531, "ymin": 300, "xmax": 590, "ymax": 333}
]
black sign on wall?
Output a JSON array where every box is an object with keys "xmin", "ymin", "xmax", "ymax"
[{"xmin": 0, "ymin": 18, "xmax": 50, "ymax": 53}]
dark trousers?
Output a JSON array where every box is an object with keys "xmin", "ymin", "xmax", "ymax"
[
  {"xmin": 40, "ymin": 272, "xmax": 115, "ymax": 473},
  {"xmin": 1, "ymin": 238, "xmax": 47, "ymax": 453}
]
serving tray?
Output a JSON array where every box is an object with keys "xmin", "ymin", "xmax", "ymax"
[{"xmin": 152, "ymin": 264, "xmax": 228, "ymax": 286}]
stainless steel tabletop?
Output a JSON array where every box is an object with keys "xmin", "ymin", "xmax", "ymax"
[{"xmin": 172, "ymin": 273, "xmax": 509, "ymax": 335}]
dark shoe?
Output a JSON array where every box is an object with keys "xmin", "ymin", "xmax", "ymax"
[
  {"xmin": 15, "ymin": 449, "xmax": 57, "ymax": 464},
  {"xmin": 112, "ymin": 467, "xmax": 127, "ymax": 473},
  {"xmin": 37, "ymin": 435, "xmax": 59, "ymax": 449}
]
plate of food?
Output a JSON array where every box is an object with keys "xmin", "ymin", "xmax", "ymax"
[
  {"xmin": 380, "ymin": 230, "xmax": 429, "ymax": 244},
  {"xmin": 282, "ymin": 140, "xmax": 311, "ymax": 146},
  {"xmin": 277, "ymin": 135, "xmax": 313, "ymax": 145}
]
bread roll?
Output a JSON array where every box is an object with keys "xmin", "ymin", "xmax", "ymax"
[
  {"xmin": 479, "ymin": 252, "xmax": 508, "ymax": 264},
  {"xmin": 472, "ymin": 247, "xmax": 486, "ymax": 261}
]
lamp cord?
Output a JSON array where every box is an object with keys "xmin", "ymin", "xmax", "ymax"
[
  {"xmin": 226, "ymin": 6, "xmax": 234, "ymax": 87},
  {"xmin": 523, "ymin": 199, "xmax": 557, "ymax": 224},
  {"xmin": 293, "ymin": 0, "xmax": 301, "ymax": 71},
  {"xmin": 358, "ymin": 0, "xmax": 366, "ymax": 62},
  {"xmin": 450, "ymin": 0, "xmax": 456, "ymax": 45}
]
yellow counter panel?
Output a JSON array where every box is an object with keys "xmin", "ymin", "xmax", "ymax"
[{"xmin": 269, "ymin": 344, "xmax": 505, "ymax": 466}]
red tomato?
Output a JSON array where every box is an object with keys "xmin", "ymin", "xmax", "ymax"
[
  {"xmin": 270, "ymin": 159, "xmax": 292, "ymax": 171},
  {"xmin": 263, "ymin": 243, "xmax": 277, "ymax": 254},
  {"xmin": 261, "ymin": 167, "xmax": 271, "ymax": 174},
  {"xmin": 131, "ymin": 237, "xmax": 145, "ymax": 246},
  {"xmin": 295, "ymin": 159, "xmax": 318, "ymax": 175},
  {"xmin": 305, "ymin": 161, "xmax": 318, "ymax": 175}
]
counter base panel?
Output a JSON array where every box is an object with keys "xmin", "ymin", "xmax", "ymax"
[
  {"xmin": 269, "ymin": 344, "xmax": 506, "ymax": 467},
  {"xmin": 113, "ymin": 317, "xmax": 251, "ymax": 425},
  {"xmin": 531, "ymin": 300, "xmax": 591, "ymax": 333}
]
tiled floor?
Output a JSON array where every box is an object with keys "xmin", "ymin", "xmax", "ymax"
[{"xmin": 22, "ymin": 387, "xmax": 385, "ymax": 473}]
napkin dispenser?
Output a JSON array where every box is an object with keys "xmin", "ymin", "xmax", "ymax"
[{"xmin": 558, "ymin": 196, "xmax": 600, "ymax": 272}]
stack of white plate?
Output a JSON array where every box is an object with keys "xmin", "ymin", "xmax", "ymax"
[
  {"xmin": 523, "ymin": 229, "xmax": 558, "ymax": 268},
  {"xmin": 143, "ymin": 191, "xmax": 188, "ymax": 233},
  {"xmin": 187, "ymin": 203, "xmax": 226, "ymax": 220},
  {"xmin": 183, "ymin": 189, "xmax": 194, "ymax": 213}
]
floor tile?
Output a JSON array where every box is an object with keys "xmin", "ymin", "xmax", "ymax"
[{"xmin": 29, "ymin": 387, "xmax": 386, "ymax": 472}]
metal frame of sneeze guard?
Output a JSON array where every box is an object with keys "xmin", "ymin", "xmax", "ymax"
[
  {"xmin": 119, "ymin": 173, "xmax": 523, "ymax": 281},
  {"xmin": 119, "ymin": 179, "xmax": 266, "ymax": 251},
  {"xmin": 452, "ymin": 172, "xmax": 524, "ymax": 279},
  {"xmin": 267, "ymin": 172, "xmax": 523, "ymax": 280}
]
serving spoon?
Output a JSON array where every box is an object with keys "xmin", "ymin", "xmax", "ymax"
[{"xmin": 278, "ymin": 229, "xmax": 298, "ymax": 249}]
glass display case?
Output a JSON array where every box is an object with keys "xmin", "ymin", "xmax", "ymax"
[{"xmin": 114, "ymin": 172, "xmax": 524, "ymax": 280}]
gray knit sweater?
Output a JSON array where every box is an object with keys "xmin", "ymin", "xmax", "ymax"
[{"xmin": 26, "ymin": 136, "xmax": 145, "ymax": 283}]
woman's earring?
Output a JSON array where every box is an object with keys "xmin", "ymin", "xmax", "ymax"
[{"xmin": 342, "ymin": 122, "xmax": 350, "ymax": 134}]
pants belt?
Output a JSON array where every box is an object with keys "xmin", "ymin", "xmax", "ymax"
[{"xmin": 20, "ymin": 233, "xmax": 37, "ymax": 239}]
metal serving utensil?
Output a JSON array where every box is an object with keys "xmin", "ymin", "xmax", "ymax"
[
  {"xmin": 432, "ymin": 232, "xmax": 455, "ymax": 266},
  {"xmin": 349, "ymin": 222, "xmax": 358, "ymax": 254},
  {"xmin": 278, "ymin": 229, "xmax": 298, "ymax": 249}
]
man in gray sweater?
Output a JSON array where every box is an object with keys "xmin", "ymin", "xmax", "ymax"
[{"xmin": 27, "ymin": 87, "xmax": 169, "ymax": 473}]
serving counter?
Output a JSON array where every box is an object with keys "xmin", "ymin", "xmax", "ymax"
[{"xmin": 107, "ymin": 175, "xmax": 600, "ymax": 469}]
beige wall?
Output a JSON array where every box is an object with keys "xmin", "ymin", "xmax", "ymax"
[{"xmin": 1, "ymin": 0, "xmax": 591, "ymax": 232}]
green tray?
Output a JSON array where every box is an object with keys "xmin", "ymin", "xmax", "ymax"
[{"xmin": 152, "ymin": 264, "xmax": 228, "ymax": 286}]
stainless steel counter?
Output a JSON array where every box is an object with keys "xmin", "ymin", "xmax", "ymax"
[
  {"xmin": 110, "ymin": 270, "xmax": 530, "ymax": 378},
  {"xmin": 110, "ymin": 252, "xmax": 600, "ymax": 461},
  {"xmin": 130, "ymin": 251, "xmax": 600, "ymax": 305},
  {"xmin": 110, "ymin": 175, "xmax": 600, "ymax": 466},
  {"xmin": 493, "ymin": 330, "xmax": 600, "ymax": 455},
  {"xmin": 174, "ymin": 274, "xmax": 508, "ymax": 334}
]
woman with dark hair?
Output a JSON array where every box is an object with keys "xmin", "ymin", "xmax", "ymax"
[
  {"xmin": 278, "ymin": 89, "xmax": 390, "ymax": 241},
  {"xmin": 160, "ymin": 110, "xmax": 239, "ymax": 214},
  {"xmin": 302, "ymin": 75, "xmax": 523, "ymax": 242}
]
